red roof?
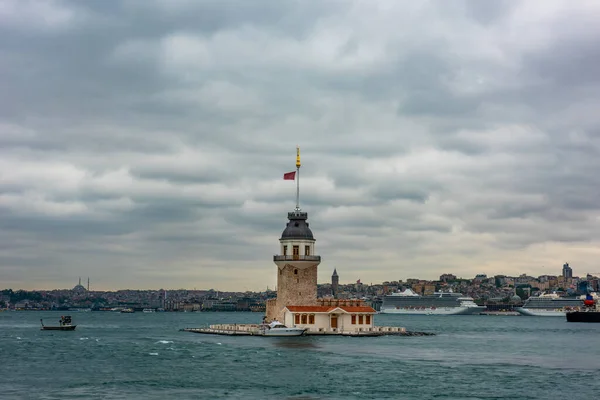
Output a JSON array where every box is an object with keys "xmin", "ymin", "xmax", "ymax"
[
  {"xmin": 339, "ymin": 306, "xmax": 377, "ymax": 313},
  {"xmin": 285, "ymin": 305, "xmax": 376, "ymax": 313}
]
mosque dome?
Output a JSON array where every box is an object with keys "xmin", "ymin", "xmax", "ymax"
[
  {"xmin": 72, "ymin": 284, "xmax": 86, "ymax": 292},
  {"xmin": 281, "ymin": 211, "xmax": 314, "ymax": 240},
  {"xmin": 510, "ymin": 294, "xmax": 522, "ymax": 303}
]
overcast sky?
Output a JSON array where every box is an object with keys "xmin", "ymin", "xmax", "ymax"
[{"xmin": 1, "ymin": 0, "xmax": 600, "ymax": 291}]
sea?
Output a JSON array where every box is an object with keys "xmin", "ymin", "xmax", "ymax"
[{"xmin": 1, "ymin": 311, "xmax": 599, "ymax": 400}]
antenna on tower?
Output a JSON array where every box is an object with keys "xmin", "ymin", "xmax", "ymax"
[{"xmin": 295, "ymin": 145, "xmax": 301, "ymax": 211}]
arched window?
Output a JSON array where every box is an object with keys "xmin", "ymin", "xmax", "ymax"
[
  {"xmin": 365, "ymin": 315, "xmax": 371, "ymax": 325},
  {"xmin": 351, "ymin": 315, "xmax": 356, "ymax": 324},
  {"xmin": 308, "ymin": 314, "xmax": 315, "ymax": 324},
  {"xmin": 301, "ymin": 314, "xmax": 307, "ymax": 324},
  {"xmin": 295, "ymin": 314, "xmax": 300, "ymax": 324},
  {"xmin": 358, "ymin": 315, "xmax": 364, "ymax": 324}
]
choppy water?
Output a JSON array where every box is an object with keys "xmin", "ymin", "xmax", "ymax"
[{"xmin": 1, "ymin": 311, "xmax": 599, "ymax": 399}]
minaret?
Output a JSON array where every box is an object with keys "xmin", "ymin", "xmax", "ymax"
[
  {"xmin": 332, "ymin": 269, "xmax": 339, "ymax": 298},
  {"xmin": 268, "ymin": 146, "xmax": 322, "ymax": 321}
]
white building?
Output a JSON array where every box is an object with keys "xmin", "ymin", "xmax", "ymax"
[{"xmin": 283, "ymin": 303, "xmax": 376, "ymax": 333}]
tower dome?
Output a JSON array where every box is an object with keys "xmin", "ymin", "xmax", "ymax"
[{"xmin": 280, "ymin": 211, "xmax": 314, "ymax": 240}]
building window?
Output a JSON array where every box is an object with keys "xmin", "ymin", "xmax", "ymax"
[
  {"xmin": 308, "ymin": 314, "xmax": 315, "ymax": 324},
  {"xmin": 305, "ymin": 245, "xmax": 310, "ymax": 256},
  {"xmin": 295, "ymin": 314, "xmax": 300, "ymax": 324},
  {"xmin": 366, "ymin": 315, "xmax": 371, "ymax": 325},
  {"xmin": 294, "ymin": 269, "xmax": 298, "ymax": 275},
  {"xmin": 283, "ymin": 246, "xmax": 287, "ymax": 256},
  {"xmin": 301, "ymin": 314, "xmax": 307, "ymax": 324},
  {"xmin": 358, "ymin": 315, "xmax": 364, "ymax": 324},
  {"xmin": 296, "ymin": 279, "xmax": 299, "ymax": 283},
  {"xmin": 293, "ymin": 245, "xmax": 299, "ymax": 260},
  {"xmin": 351, "ymin": 315, "xmax": 356, "ymax": 324}
]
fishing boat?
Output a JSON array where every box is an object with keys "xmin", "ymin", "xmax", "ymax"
[
  {"xmin": 41, "ymin": 315, "xmax": 77, "ymax": 331},
  {"xmin": 259, "ymin": 321, "xmax": 306, "ymax": 336}
]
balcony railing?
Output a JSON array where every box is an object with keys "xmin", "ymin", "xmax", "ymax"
[{"xmin": 273, "ymin": 255, "xmax": 321, "ymax": 262}]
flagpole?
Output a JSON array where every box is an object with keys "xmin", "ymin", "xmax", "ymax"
[{"xmin": 296, "ymin": 146, "xmax": 301, "ymax": 210}]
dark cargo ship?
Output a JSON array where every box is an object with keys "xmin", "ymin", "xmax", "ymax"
[{"xmin": 566, "ymin": 294, "xmax": 600, "ymax": 323}]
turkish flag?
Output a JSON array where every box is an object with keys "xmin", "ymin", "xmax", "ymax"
[{"xmin": 283, "ymin": 171, "xmax": 296, "ymax": 180}]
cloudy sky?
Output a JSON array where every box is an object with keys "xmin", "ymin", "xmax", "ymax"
[{"xmin": 1, "ymin": 0, "xmax": 600, "ymax": 291}]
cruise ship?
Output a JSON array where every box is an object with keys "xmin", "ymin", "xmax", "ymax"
[
  {"xmin": 515, "ymin": 292, "xmax": 593, "ymax": 317},
  {"xmin": 380, "ymin": 289, "xmax": 485, "ymax": 315}
]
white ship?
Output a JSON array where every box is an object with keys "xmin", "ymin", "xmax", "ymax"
[
  {"xmin": 515, "ymin": 292, "xmax": 594, "ymax": 317},
  {"xmin": 259, "ymin": 321, "xmax": 306, "ymax": 336},
  {"xmin": 380, "ymin": 289, "xmax": 485, "ymax": 315}
]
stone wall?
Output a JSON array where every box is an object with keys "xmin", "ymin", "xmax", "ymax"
[{"xmin": 266, "ymin": 263, "xmax": 318, "ymax": 321}]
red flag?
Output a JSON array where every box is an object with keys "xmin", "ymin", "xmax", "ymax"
[{"xmin": 283, "ymin": 171, "xmax": 296, "ymax": 180}]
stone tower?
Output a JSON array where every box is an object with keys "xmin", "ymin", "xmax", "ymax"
[
  {"xmin": 265, "ymin": 146, "xmax": 322, "ymax": 321},
  {"xmin": 267, "ymin": 210, "xmax": 321, "ymax": 321},
  {"xmin": 331, "ymin": 268, "xmax": 339, "ymax": 298}
]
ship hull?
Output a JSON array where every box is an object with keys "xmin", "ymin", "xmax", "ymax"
[
  {"xmin": 566, "ymin": 312, "xmax": 600, "ymax": 323},
  {"xmin": 41, "ymin": 325, "xmax": 77, "ymax": 331},
  {"xmin": 515, "ymin": 308, "xmax": 566, "ymax": 317},
  {"xmin": 380, "ymin": 306, "xmax": 484, "ymax": 315}
]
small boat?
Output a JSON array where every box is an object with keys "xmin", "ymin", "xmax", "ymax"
[
  {"xmin": 142, "ymin": 308, "xmax": 155, "ymax": 313},
  {"xmin": 120, "ymin": 308, "xmax": 135, "ymax": 313},
  {"xmin": 260, "ymin": 321, "xmax": 306, "ymax": 337},
  {"xmin": 41, "ymin": 316, "xmax": 77, "ymax": 331}
]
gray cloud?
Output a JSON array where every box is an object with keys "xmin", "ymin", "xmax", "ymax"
[{"xmin": 1, "ymin": 0, "xmax": 600, "ymax": 290}]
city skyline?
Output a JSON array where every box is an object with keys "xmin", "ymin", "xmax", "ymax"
[
  {"xmin": 2, "ymin": 1, "xmax": 600, "ymax": 291},
  {"xmin": 3, "ymin": 263, "xmax": 595, "ymax": 292}
]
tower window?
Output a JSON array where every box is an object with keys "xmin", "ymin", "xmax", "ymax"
[
  {"xmin": 293, "ymin": 245, "xmax": 299, "ymax": 260},
  {"xmin": 283, "ymin": 246, "xmax": 287, "ymax": 256},
  {"xmin": 305, "ymin": 245, "xmax": 310, "ymax": 256},
  {"xmin": 294, "ymin": 269, "xmax": 298, "ymax": 275}
]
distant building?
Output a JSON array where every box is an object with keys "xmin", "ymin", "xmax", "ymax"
[
  {"xmin": 562, "ymin": 263, "xmax": 573, "ymax": 278},
  {"xmin": 331, "ymin": 269, "xmax": 339, "ymax": 298},
  {"xmin": 72, "ymin": 277, "xmax": 87, "ymax": 293},
  {"xmin": 439, "ymin": 274, "xmax": 456, "ymax": 282}
]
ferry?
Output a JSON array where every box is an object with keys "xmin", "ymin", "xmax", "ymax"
[
  {"xmin": 380, "ymin": 289, "xmax": 485, "ymax": 315},
  {"xmin": 515, "ymin": 292, "xmax": 591, "ymax": 317}
]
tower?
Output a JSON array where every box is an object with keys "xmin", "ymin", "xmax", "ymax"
[
  {"xmin": 266, "ymin": 146, "xmax": 322, "ymax": 321},
  {"xmin": 332, "ymin": 269, "xmax": 339, "ymax": 298},
  {"xmin": 562, "ymin": 262, "xmax": 573, "ymax": 279}
]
